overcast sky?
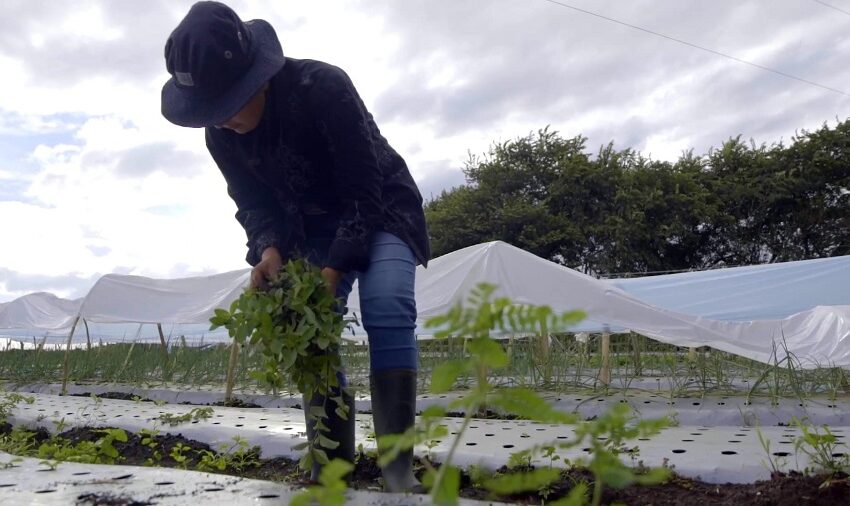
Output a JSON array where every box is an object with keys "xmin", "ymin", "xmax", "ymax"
[{"xmin": 1, "ymin": 0, "xmax": 848, "ymax": 302}]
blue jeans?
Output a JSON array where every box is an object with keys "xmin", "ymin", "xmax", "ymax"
[{"xmin": 304, "ymin": 231, "xmax": 418, "ymax": 372}]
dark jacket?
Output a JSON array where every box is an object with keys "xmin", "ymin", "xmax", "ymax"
[{"xmin": 206, "ymin": 58, "xmax": 430, "ymax": 272}]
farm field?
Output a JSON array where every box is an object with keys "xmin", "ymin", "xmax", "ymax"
[{"xmin": 0, "ymin": 337, "xmax": 847, "ymax": 505}]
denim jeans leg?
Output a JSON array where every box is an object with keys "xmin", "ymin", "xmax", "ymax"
[{"xmin": 358, "ymin": 232, "xmax": 418, "ymax": 372}]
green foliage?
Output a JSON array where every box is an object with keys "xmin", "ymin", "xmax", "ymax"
[
  {"xmin": 792, "ymin": 417, "xmax": 850, "ymax": 476},
  {"xmin": 375, "ymin": 283, "xmax": 668, "ymax": 506},
  {"xmin": 197, "ymin": 436, "xmax": 261, "ymax": 473},
  {"xmin": 482, "ymin": 467, "xmax": 562, "ymax": 495},
  {"xmin": 169, "ymin": 442, "xmax": 191, "ymax": 469},
  {"xmin": 0, "ymin": 427, "xmax": 41, "ymax": 455},
  {"xmin": 0, "ymin": 392, "xmax": 34, "ymax": 424},
  {"xmin": 0, "ymin": 456, "xmax": 22, "ymax": 469},
  {"xmin": 211, "ymin": 258, "xmax": 349, "ymax": 471},
  {"xmin": 155, "ymin": 407, "xmax": 214, "ymax": 426},
  {"xmin": 36, "ymin": 428, "xmax": 128, "ymax": 465},
  {"xmin": 425, "ymin": 123, "xmax": 850, "ymax": 273},
  {"xmin": 139, "ymin": 428, "xmax": 162, "ymax": 466},
  {"xmin": 290, "ymin": 459, "xmax": 354, "ymax": 506}
]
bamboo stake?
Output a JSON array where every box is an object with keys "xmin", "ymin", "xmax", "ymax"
[
  {"xmin": 538, "ymin": 320, "xmax": 551, "ymax": 384},
  {"xmin": 632, "ymin": 333, "xmax": 642, "ymax": 376},
  {"xmin": 157, "ymin": 323, "xmax": 171, "ymax": 382},
  {"xmin": 600, "ymin": 332, "xmax": 611, "ymax": 387},
  {"xmin": 224, "ymin": 341, "xmax": 240, "ymax": 403},
  {"xmin": 61, "ymin": 316, "xmax": 81, "ymax": 395},
  {"xmin": 117, "ymin": 340, "xmax": 137, "ymax": 381},
  {"xmin": 83, "ymin": 319, "xmax": 92, "ymax": 351}
]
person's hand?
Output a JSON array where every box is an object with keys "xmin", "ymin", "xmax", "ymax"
[
  {"xmin": 321, "ymin": 267, "xmax": 344, "ymax": 296},
  {"xmin": 251, "ymin": 247, "xmax": 283, "ymax": 291}
]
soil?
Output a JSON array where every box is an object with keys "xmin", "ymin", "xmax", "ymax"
[
  {"xmin": 71, "ymin": 392, "xmax": 264, "ymax": 409},
  {"xmin": 75, "ymin": 492, "xmax": 153, "ymax": 506},
  {"xmin": 2, "ymin": 423, "xmax": 847, "ymax": 505},
  {"xmin": 179, "ymin": 398, "xmax": 264, "ymax": 409},
  {"xmin": 445, "ymin": 409, "xmax": 522, "ymax": 420},
  {"xmin": 71, "ymin": 392, "xmax": 156, "ymax": 403}
]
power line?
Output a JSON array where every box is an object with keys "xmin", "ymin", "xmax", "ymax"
[
  {"xmin": 812, "ymin": 0, "xmax": 850, "ymax": 17},
  {"xmin": 536, "ymin": 0, "xmax": 850, "ymax": 98}
]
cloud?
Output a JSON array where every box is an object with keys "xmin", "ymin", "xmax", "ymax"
[
  {"xmin": 144, "ymin": 203, "xmax": 188, "ymax": 216},
  {"xmin": 0, "ymin": 0, "xmax": 179, "ymax": 87},
  {"xmin": 2, "ymin": 0, "xmax": 850, "ymax": 301},
  {"xmin": 369, "ymin": 0, "xmax": 850, "ymax": 157},
  {"xmin": 0, "ymin": 268, "xmax": 101, "ymax": 301},
  {"xmin": 413, "ymin": 160, "xmax": 467, "ymax": 201},
  {"xmin": 112, "ymin": 142, "xmax": 205, "ymax": 178},
  {"xmin": 86, "ymin": 245, "xmax": 111, "ymax": 257}
]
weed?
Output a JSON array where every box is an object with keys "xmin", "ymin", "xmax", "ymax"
[
  {"xmin": 289, "ymin": 459, "xmax": 352, "ymax": 506},
  {"xmin": 139, "ymin": 428, "xmax": 162, "ymax": 466},
  {"xmin": 0, "ymin": 457, "xmax": 22, "ymax": 469},
  {"xmin": 155, "ymin": 407, "xmax": 214, "ymax": 426},
  {"xmin": 197, "ymin": 436, "xmax": 260, "ymax": 472},
  {"xmin": 38, "ymin": 459, "xmax": 60, "ymax": 470},
  {"xmin": 169, "ymin": 442, "xmax": 191, "ymax": 469},
  {"xmin": 0, "ymin": 392, "xmax": 34, "ymax": 423},
  {"xmin": 756, "ymin": 427, "xmax": 787, "ymax": 475},
  {"xmin": 792, "ymin": 417, "xmax": 850, "ymax": 476}
]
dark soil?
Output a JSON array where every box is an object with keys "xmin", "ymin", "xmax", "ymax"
[
  {"xmin": 3, "ymin": 424, "xmax": 847, "ymax": 505},
  {"xmin": 70, "ymin": 392, "xmax": 156, "ymax": 403},
  {"xmin": 445, "ymin": 409, "xmax": 522, "ymax": 420},
  {"xmin": 178, "ymin": 398, "xmax": 264, "ymax": 408},
  {"xmin": 210, "ymin": 398, "xmax": 263, "ymax": 409},
  {"xmin": 75, "ymin": 492, "xmax": 153, "ymax": 506},
  {"xmin": 70, "ymin": 391, "xmax": 265, "ymax": 408}
]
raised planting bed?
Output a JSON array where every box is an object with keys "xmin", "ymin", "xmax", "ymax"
[
  {"xmin": 10, "ymin": 382, "xmax": 849, "ymax": 427},
  {"xmin": 0, "ymin": 422, "xmax": 846, "ymax": 505},
  {"xmin": 3, "ymin": 393, "xmax": 848, "ymax": 484}
]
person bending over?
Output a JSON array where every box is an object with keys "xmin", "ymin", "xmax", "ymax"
[{"xmin": 161, "ymin": 1, "xmax": 429, "ymax": 492}]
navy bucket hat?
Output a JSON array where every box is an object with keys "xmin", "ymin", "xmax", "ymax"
[{"xmin": 161, "ymin": 1, "xmax": 285, "ymax": 128}]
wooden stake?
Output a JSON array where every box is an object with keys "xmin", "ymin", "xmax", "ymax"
[
  {"xmin": 600, "ymin": 332, "xmax": 611, "ymax": 387},
  {"xmin": 688, "ymin": 347, "xmax": 697, "ymax": 361},
  {"xmin": 224, "ymin": 341, "xmax": 240, "ymax": 403},
  {"xmin": 631, "ymin": 333, "xmax": 642, "ymax": 376},
  {"xmin": 157, "ymin": 323, "xmax": 170, "ymax": 382},
  {"xmin": 61, "ymin": 316, "xmax": 80, "ymax": 395}
]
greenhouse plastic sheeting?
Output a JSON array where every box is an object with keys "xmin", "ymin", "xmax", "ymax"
[
  {"xmin": 0, "ymin": 292, "xmax": 81, "ymax": 331},
  {"xmin": 2, "ymin": 242, "xmax": 850, "ymax": 367},
  {"xmin": 348, "ymin": 242, "xmax": 850, "ymax": 366},
  {"xmin": 610, "ymin": 254, "xmax": 850, "ymax": 321},
  {"xmin": 79, "ymin": 269, "xmax": 251, "ymax": 324}
]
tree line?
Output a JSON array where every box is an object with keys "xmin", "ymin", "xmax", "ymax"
[{"xmin": 424, "ymin": 120, "xmax": 850, "ymax": 276}]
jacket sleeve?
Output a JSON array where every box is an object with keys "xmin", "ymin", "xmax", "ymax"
[
  {"xmin": 309, "ymin": 66, "xmax": 384, "ymax": 273},
  {"xmin": 205, "ymin": 129, "xmax": 296, "ymax": 267}
]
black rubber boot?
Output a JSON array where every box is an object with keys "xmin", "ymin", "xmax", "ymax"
[
  {"xmin": 302, "ymin": 384, "xmax": 355, "ymax": 481},
  {"xmin": 370, "ymin": 368, "xmax": 421, "ymax": 492}
]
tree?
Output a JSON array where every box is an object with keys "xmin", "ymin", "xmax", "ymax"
[{"xmin": 424, "ymin": 120, "xmax": 850, "ymax": 274}]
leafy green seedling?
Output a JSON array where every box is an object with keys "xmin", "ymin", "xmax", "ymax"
[
  {"xmin": 290, "ymin": 459, "xmax": 354, "ymax": 506},
  {"xmin": 211, "ymin": 259, "xmax": 349, "ymax": 471}
]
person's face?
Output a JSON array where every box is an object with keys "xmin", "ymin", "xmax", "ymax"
[{"xmin": 216, "ymin": 82, "xmax": 268, "ymax": 134}]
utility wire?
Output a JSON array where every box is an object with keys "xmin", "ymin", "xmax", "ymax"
[
  {"xmin": 812, "ymin": 0, "xmax": 850, "ymax": 17},
  {"xmin": 537, "ymin": 0, "xmax": 850, "ymax": 98}
]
